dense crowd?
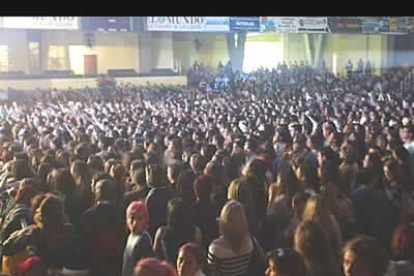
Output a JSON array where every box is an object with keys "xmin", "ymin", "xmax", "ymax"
[{"xmin": 0, "ymin": 63, "xmax": 413, "ymax": 276}]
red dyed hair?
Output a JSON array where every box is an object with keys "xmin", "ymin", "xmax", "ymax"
[
  {"xmin": 134, "ymin": 257, "xmax": 177, "ymax": 276},
  {"xmin": 17, "ymin": 256, "xmax": 44, "ymax": 276},
  {"xmin": 127, "ymin": 201, "xmax": 149, "ymax": 221}
]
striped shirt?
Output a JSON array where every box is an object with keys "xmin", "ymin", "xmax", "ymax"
[{"xmin": 207, "ymin": 237, "xmax": 253, "ymax": 276}]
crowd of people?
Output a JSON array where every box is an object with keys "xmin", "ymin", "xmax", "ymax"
[{"xmin": 0, "ymin": 62, "xmax": 413, "ymax": 276}]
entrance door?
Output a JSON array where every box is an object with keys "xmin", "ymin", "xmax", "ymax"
[{"xmin": 84, "ymin": 54, "xmax": 97, "ymax": 76}]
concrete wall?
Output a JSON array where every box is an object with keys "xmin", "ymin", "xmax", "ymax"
[
  {"xmin": 0, "ymin": 30, "xmax": 30, "ymax": 73},
  {"xmin": 0, "ymin": 76, "xmax": 187, "ymax": 90}
]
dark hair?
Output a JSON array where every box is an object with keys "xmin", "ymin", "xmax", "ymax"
[
  {"xmin": 193, "ymin": 174, "xmax": 214, "ymax": 201},
  {"xmin": 37, "ymin": 162, "xmax": 52, "ymax": 187},
  {"xmin": 176, "ymin": 169, "xmax": 196, "ymax": 204},
  {"xmin": 266, "ymin": 248, "xmax": 307, "ymax": 276},
  {"xmin": 132, "ymin": 168, "xmax": 147, "ymax": 188},
  {"xmin": 146, "ymin": 164, "xmax": 166, "ymax": 188},
  {"xmin": 94, "ymin": 179, "xmax": 118, "ymax": 202},
  {"xmin": 391, "ymin": 222, "xmax": 414, "ymax": 261},
  {"xmin": 87, "ymin": 155, "xmax": 105, "ymax": 174},
  {"xmin": 14, "ymin": 185, "xmax": 38, "ymax": 206},
  {"xmin": 179, "ymin": 243, "xmax": 206, "ymax": 271},
  {"xmin": 343, "ymin": 235, "xmax": 389, "ymax": 276},
  {"xmin": 166, "ymin": 197, "xmax": 193, "ymax": 231},
  {"xmin": 52, "ymin": 168, "xmax": 76, "ymax": 196}
]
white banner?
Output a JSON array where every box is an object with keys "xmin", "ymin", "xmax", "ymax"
[
  {"xmin": 297, "ymin": 17, "xmax": 328, "ymax": 33},
  {"xmin": 261, "ymin": 17, "xmax": 298, "ymax": 33},
  {"xmin": 146, "ymin": 17, "xmax": 205, "ymax": 32},
  {"xmin": 146, "ymin": 17, "xmax": 230, "ymax": 32},
  {"xmin": 1, "ymin": 17, "xmax": 79, "ymax": 30}
]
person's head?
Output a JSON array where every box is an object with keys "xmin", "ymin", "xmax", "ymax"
[
  {"xmin": 135, "ymin": 258, "xmax": 177, "ymax": 276},
  {"xmin": 146, "ymin": 164, "xmax": 166, "ymax": 188},
  {"xmin": 295, "ymin": 160, "xmax": 319, "ymax": 192},
  {"xmin": 399, "ymin": 124, "xmax": 414, "ymax": 143},
  {"xmin": 274, "ymin": 166, "xmax": 300, "ymax": 202},
  {"xmin": 301, "ymin": 194, "xmax": 331, "ymax": 227},
  {"xmin": 131, "ymin": 168, "xmax": 147, "ymax": 188},
  {"xmin": 34, "ymin": 194, "xmax": 66, "ymax": 228},
  {"xmin": 219, "ymin": 200, "xmax": 249, "ymax": 254},
  {"xmin": 167, "ymin": 161, "xmax": 183, "ymax": 184},
  {"xmin": 70, "ymin": 160, "xmax": 92, "ymax": 197},
  {"xmin": 87, "ymin": 154, "xmax": 105, "ymax": 176},
  {"xmin": 166, "ymin": 197, "xmax": 193, "ymax": 231},
  {"xmin": 93, "ymin": 179, "xmax": 118, "ymax": 203},
  {"xmin": 50, "ymin": 168, "xmax": 76, "ymax": 197},
  {"xmin": 266, "ymin": 248, "xmax": 307, "ymax": 276},
  {"xmin": 176, "ymin": 169, "xmax": 196, "ymax": 204},
  {"xmin": 391, "ymin": 222, "xmax": 414, "ymax": 262},
  {"xmin": 14, "ymin": 185, "xmax": 39, "ymax": 206},
  {"xmin": 292, "ymin": 191, "xmax": 312, "ymax": 219},
  {"xmin": 189, "ymin": 154, "xmax": 205, "ymax": 174},
  {"xmin": 177, "ymin": 243, "xmax": 206, "ymax": 276},
  {"xmin": 126, "ymin": 201, "xmax": 149, "ymax": 234},
  {"xmin": 294, "ymin": 220, "xmax": 334, "ymax": 275},
  {"xmin": 228, "ymin": 177, "xmax": 255, "ymax": 219},
  {"xmin": 342, "ymin": 235, "xmax": 388, "ymax": 276},
  {"xmin": 384, "ymin": 159, "xmax": 404, "ymax": 188},
  {"xmin": 193, "ymin": 174, "xmax": 215, "ymax": 202},
  {"xmin": 37, "ymin": 162, "xmax": 52, "ymax": 187}
]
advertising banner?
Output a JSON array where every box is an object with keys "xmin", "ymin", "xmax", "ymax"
[
  {"xmin": 379, "ymin": 17, "xmax": 407, "ymax": 34},
  {"xmin": 297, "ymin": 17, "xmax": 328, "ymax": 33},
  {"xmin": 260, "ymin": 17, "xmax": 298, "ymax": 33},
  {"xmin": 1, "ymin": 17, "xmax": 79, "ymax": 30},
  {"xmin": 362, "ymin": 17, "xmax": 380, "ymax": 33},
  {"xmin": 204, "ymin": 17, "xmax": 230, "ymax": 32},
  {"xmin": 145, "ymin": 17, "xmax": 229, "ymax": 32},
  {"xmin": 327, "ymin": 17, "xmax": 363, "ymax": 33},
  {"xmin": 229, "ymin": 17, "xmax": 260, "ymax": 32},
  {"xmin": 146, "ymin": 17, "xmax": 205, "ymax": 32}
]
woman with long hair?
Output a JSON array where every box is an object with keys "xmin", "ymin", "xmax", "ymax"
[
  {"xmin": 208, "ymin": 200, "xmax": 265, "ymax": 276},
  {"xmin": 71, "ymin": 160, "xmax": 93, "ymax": 211},
  {"xmin": 302, "ymin": 194, "xmax": 342, "ymax": 260},
  {"xmin": 294, "ymin": 220, "xmax": 340, "ymax": 276},
  {"xmin": 153, "ymin": 197, "xmax": 202, "ymax": 266}
]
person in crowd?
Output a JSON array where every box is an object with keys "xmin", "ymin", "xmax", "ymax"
[
  {"xmin": 153, "ymin": 197, "xmax": 202, "ymax": 266},
  {"xmin": 177, "ymin": 243, "xmax": 207, "ymax": 276},
  {"xmin": 208, "ymin": 200, "xmax": 265, "ymax": 276},
  {"xmin": 294, "ymin": 220, "xmax": 340, "ymax": 276},
  {"xmin": 193, "ymin": 174, "xmax": 219, "ymax": 249},
  {"xmin": 134, "ymin": 258, "xmax": 177, "ymax": 276},
  {"xmin": 342, "ymin": 235, "xmax": 389, "ymax": 276},
  {"xmin": 2, "ymin": 195, "xmax": 76, "ymax": 269},
  {"xmin": 265, "ymin": 248, "xmax": 307, "ymax": 276},
  {"xmin": 122, "ymin": 201, "xmax": 154, "ymax": 276},
  {"xmin": 80, "ymin": 179, "xmax": 126, "ymax": 276}
]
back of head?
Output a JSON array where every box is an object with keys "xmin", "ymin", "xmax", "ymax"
[
  {"xmin": 194, "ymin": 174, "xmax": 214, "ymax": 201},
  {"xmin": 266, "ymin": 248, "xmax": 307, "ymax": 276},
  {"xmin": 94, "ymin": 179, "xmax": 117, "ymax": 202},
  {"xmin": 302, "ymin": 194, "xmax": 330, "ymax": 226},
  {"xmin": 146, "ymin": 164, "xmax": 166, "ymax": 188},
  {"xmin": 34, "ymin": 194, "xmax": 65, "ymax": 228},
  {"xmin": 219, "ymin": 200, "xmax": 249, "ymax": 254},
  {"xmin": 53, "ymin": 168, "xmax": 76, "ymax": 196},
  {"xmin": 176, "ymin": 169, "xmax": 196, "ymax": 203},
  {"xmin": 294, "ymin": 220, "xmax": 334, "ymax": 273},
  {"xmin": 134, "ymin": 258, "xmax": 177, "ymax": 276}
]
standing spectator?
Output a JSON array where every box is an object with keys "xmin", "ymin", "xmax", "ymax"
[
  {"xmin": 265, "ymin": 248, "xmax": 307, "ymax": 276},
  {"xmin": 122, "ymin": 201, "xmax": 154, "ymax": 276},
  {"xmin": 177, "ymin": 243, "xmax": 207, "ymax": 276}
]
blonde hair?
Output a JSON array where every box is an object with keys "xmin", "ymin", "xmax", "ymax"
[
  {"xmin": 302, "ymin": 194, "xmax": 332, "ymax": 228},
  {"xmin": 219, "ymin": 200, "xmax": 249, "ymax": 254},
  {"xmin": 227, "ymin": 178, "xmax": 255, "ymax": 227}
]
